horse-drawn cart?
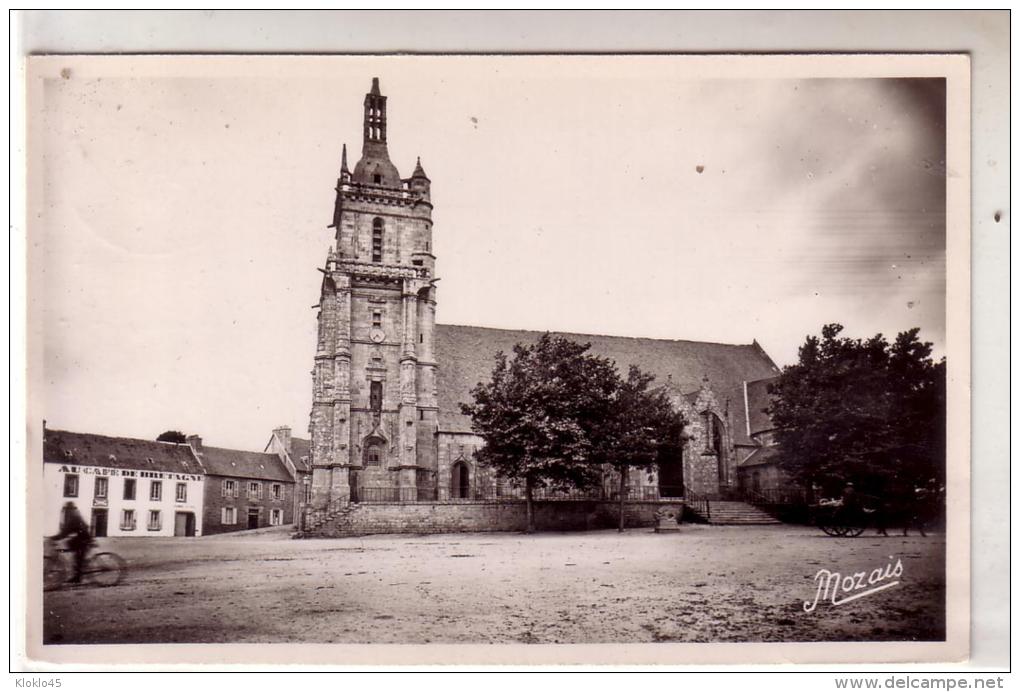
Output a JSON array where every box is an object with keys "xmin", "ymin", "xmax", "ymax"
[{"xmin": 811, "ymin": 500, "xmax": 872, "ymax": 537}]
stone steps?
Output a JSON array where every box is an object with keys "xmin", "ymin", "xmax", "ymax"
[{"xmin": 702, "ymin": 501, "xmax": 781, "ymax": 525}]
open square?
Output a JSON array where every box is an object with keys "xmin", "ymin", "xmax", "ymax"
[{"xmin": 43, "ymin": 526, "xmax": 945, "ymax": 645}]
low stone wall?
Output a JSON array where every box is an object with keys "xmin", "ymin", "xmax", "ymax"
[{"xmin": 301, "ymin": 499, "xmax": 684, "ymax": 538}]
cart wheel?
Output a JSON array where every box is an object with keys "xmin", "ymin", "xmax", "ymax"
[
  {"xmin": 85, "ymin": 552, "xmax": 127, "ymax": 587},
  {"xmin": 43, "ymin": 555, "xmax": 66, "ymax": 591},
  {"xmin": 819, "ymin": 524, "xmax": 840, "ymax": 536},
  {"xmin": 843, "ymin": 525, "xmax": 866, "ymax": 538}
]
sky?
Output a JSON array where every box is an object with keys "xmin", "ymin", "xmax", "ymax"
[{"xmin": 32, "ymin": 56, "xmax": 948, "ymax": 451}]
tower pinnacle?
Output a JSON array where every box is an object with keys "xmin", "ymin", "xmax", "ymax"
[{"xmin": 412, "ymin": 156, "xmax": 429, "ymax": 180}]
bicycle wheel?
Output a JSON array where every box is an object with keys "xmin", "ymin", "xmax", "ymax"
[
  {"xmin": 43, "ymin": 556, "xmax": 66, "ymax": 591},
  {"xmin": 85, "ymin": 552, "xmax": 127, "ymax": 587}
]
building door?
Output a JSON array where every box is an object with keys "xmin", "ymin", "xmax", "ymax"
[
  {"xmin": 349, "ymin": 469, "xmax": 360, "ymax": 503},
  {"xmin": 451, "ymin": 462, "xmax": 470, "ymax": 499},
  {"xmin": 91, "ymin": 509, "xmax": 108, "ymax": 538},
  {"xmin": 174, "ymin": 512, "xmax": 196, "ymax": 537},
  {"xmin": 247, "ymin": 508, "xmax": 260, "ymax": 530},
  {"xmin": 658, "ymin": 458, "xmax": 685, "ymax": 498},
  {"xmin": 657, "ymin": 429, "xmax": 685, "ymax": 498}
]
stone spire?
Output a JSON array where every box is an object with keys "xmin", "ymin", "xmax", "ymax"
[
  {"xmin": 340, "ymin": 143, "xmax": 349, "ymax": 175},
  {"xmin": 353, "ymin": 77, "xmax": 401, "ymax": 186}
]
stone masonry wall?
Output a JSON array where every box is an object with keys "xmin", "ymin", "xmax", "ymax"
[
  {"xmin": 203, "ymin": 475, "xmax": 296, "ymax": 536},
  {"xmin": 303, "ymin": 499, "xmax": 684, "ymax": 538}
]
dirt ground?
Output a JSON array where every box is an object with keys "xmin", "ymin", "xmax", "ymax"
[{"xmin": 42, "ymin": 525, "xmax": 945, "ymax": 644}]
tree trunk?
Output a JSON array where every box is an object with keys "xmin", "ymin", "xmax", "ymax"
[
  {"xmin": 524, "ymin": 477, "xmax": 535, "ymax": 534},
  {"xmin": 618, "ymin": 467, "xmax": 627, "ymax": 532}
]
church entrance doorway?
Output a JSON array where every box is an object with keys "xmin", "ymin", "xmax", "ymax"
[
  {"xmin": 658, "ymin": 458, "xmax": 684, "ymax": 498},
  {"xmin": 349, "ymin": 469, "xmax": 361, "ymax": 503},
  {"xmin": 657, "ymin": 429, "xmax": 685, "ymax": 498},
  {"xmin": 451, "ymin": 462, "xmax": 470, "ymax": 500}
]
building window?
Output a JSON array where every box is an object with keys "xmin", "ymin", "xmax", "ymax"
[
  {"xmin": 222, "ymin": 507, "xmax": 237, "ymax": 525},
  {"xmin": 373, "ymin": 173, "xmax": 382, "ymax": 184},
  {"xmin": 302, "ymin": 479, "xmax": 311, "ymax": 504},
  {"xmin": 147, "ymin": 510, "xmax": 161, "ymax": 531},
  {"xmin": 248, "ymin": 482, "xmax": 262, "ymax": 500},
  {"xmin": 94, "ymin": 477, "xmax": 108, "ymax": 499},
  {"xmin": 222, "ymin": 479, "xmax": 238, "ymax": 498},
  {"xmin": 120, "ymin": 509, "xmax": 136, "ymax": 531},
  {"xmin": 271, "ymin": 483, "xmax": 282, "ymax": 501},
  {"xmin": 63, "ymin": 474, "xmax": 79, "ymax": 498},
  {"xmin": 370, "ymin": 380, "xmax": 383, "ymax": 412},
  {"xmin": 365, "ymin": 444, "xmax": 382, "ymax": 466},
  {"xmin": 270, "ymin": 509, "xmax": 282, "ymax": 526},
  {"xmin": 372, "ymin": 311, "xmax": 382, "ymax": 329},
  {"xmin": 372, "ymin": 218, "xmax": 384, "ymax": 262},
  {"xmin": 176, "ymin": 483, "xmax": 187, "ymax": 503},
  {"xmin": 123, "ymin": 478, "xmax": 136, "ymax": 500},
  {"xmin": 150, "ymin": 480, "xmax": 162, "ymax": 501}
]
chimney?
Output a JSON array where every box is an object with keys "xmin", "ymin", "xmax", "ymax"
[
  {"xmin": 186, "ymin": 434, "xmax": 203, "ymax": 453},
  {"xmin": 274, "ymin": 426, "xmax": 292, "ymax": 453}
]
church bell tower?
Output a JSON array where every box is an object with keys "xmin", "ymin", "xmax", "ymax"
[{"xmin": 309, "ymin": 78, "xmax": 438, "ymax": 507}]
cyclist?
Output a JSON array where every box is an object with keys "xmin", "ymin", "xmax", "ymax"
[{"xmin": 49, "ymin": 501, "xmax": 93, "ymax": 583}]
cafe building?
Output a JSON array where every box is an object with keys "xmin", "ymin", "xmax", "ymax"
[{"xmin": 43, "ymin": 427, "xmax": 206, "ymax": 537}]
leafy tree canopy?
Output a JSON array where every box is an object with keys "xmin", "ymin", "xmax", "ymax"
[
  {"xmin": 769, "ymin": 324, "xmax": 945, "ymax": 498},
  {"xmin": 461, "ymin": 334, "xmax": 686, "ymax": 531},
  {"xmin": 461, "ymin": 334, "xmax": 617, "ymax": 494},
  {"xmin": 590, "ymin": 365, "xmax": 687, "ymax": 474}
]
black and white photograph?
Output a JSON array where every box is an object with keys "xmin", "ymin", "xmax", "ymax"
[{"xmin": 19, "ymin": 43, "xmax": 980, "ymax": 668}]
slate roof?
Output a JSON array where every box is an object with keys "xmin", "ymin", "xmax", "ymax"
[
  {"xmin": 289, "ymin": 437, "xmax": 311, "ymax": 473},
  {"xmin": 43, "ymin": 429, "xmax": 201, "ymax": 475},
  {"xmin": 196, "ymin": 445, "xmax": 295, "ymax": 483},
  {"xmin": 744, "ymin": 376, "xmax": 780, "ymax": 437},
  {"xmin": 434, "ymin": 324, "xmax": 781, "ymax": 445},
  {"xmin": 738, "ymin": 444, "xmax": 781, "ymax": 468}
]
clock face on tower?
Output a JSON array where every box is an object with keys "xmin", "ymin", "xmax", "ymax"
[{"xmin": 369, "ymin": 328, "xmax": 385, "ymax": 343}]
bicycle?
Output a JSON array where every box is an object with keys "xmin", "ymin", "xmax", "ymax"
[{"xmin": 44, "ymin": 539, "xmax": 127, "ymax": 590}]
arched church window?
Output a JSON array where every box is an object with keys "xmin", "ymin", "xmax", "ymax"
[
  {"xmin": 710, "ymin": 414, "xmax": 724, "ymax": 457},
  {"xmin": 708, "ymin": 412, "xmax": 727, "ymax": 485},
  {"xmin": 364, "ymin": 438, "xmax": 384, "ymax": 467},
  {"xmin": 372, "ymin": 218, "xmax": 384, "ymax": 262},
  {"xmin": 370, "ymin": 381, "xmax": 383, "ymax": 412}
]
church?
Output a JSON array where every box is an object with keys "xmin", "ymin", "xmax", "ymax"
[{"xmin": 306, "ymin": 79, "xmax": 785, "ymax": 525}]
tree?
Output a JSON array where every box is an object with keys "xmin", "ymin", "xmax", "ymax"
[
  {"xmin": 460, "ymin": 334, "xmax": 619, "ymax": 533},
  {"xmin": 157, "ymin": 430, "xmax": 188, "ymax": 444},
  {"xmin": 768, "ymin": 324, "xmax": 945, "ymax": 500},
  {"xmin": 588, "ymin": 366, "xmax": 687, "ymax": 531}
]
